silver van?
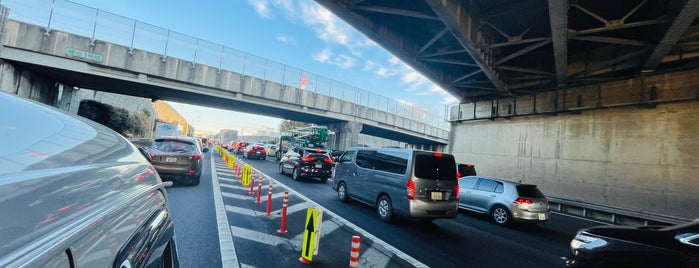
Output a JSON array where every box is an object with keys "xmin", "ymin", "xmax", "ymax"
[{"xmin": 331, "ymin": 147, "xmax": 459, "ymax": 222}]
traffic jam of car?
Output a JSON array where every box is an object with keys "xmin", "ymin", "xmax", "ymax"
[{"xmin": 2, "ymin": 89, "xmax": 696, "ymax": 267}]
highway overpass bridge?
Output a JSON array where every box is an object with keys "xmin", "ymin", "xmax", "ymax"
[
  {"xmin": 317, "ymin": 0, "xmax": 699, "ymax": 220},
  {"xmin": 0, "ymin": 1, "xmax": 448, "ymax": 151}
]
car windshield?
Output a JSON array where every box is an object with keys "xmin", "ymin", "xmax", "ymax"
[{"xmin": 153, "ymin": 140, "xmax": 196, "ymax": 152}]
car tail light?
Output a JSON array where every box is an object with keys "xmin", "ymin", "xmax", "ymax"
[
  {"xmin": 256, "ymin": 145, "xmax": 263, "ymax": 149},
  {"xmin": 302, "ymin": 156, "xmax": 313, "ymax": 162},
  {"xmin": 262, "ymin": 149, "xmax": 266, "ymax": 154},
  {"xmin": 406, "ymin": 180, "xmax": 415, "ymax": 199},
  {"xmin": 434, "ymin": 152, "xmax": 442, "ymax": 157},
  {"xmin": 249, "ymin": 148, "xmax": 254, "ymax": 153},
  {"xmin": 455, "ymin": 185, "xmax": 460, "ymax": 199},
  {"xmin": 323, "ymin": 157, "xmax": 332, "ymax": 163},
  {"xmin": 514, "ymin": 198, "xmax": 533, "ymax": 204},
  {"xmin": 190, "ymin": 154, "xmax": 202, "ymax": 160},
  {"xmin": 457, "ymin": 172, "xmax": 461, "ymax": 178},
  {"xmin": 188, "ymin": 169, "xmax": 195, "ymax": 174},
  {"xmin": 148, "ymin": 151, "xmax": 155, "ymax": 159}
]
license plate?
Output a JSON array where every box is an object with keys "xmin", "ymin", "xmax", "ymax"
[
  {"xmin": 256, "ymin": 151, "xmax": 261, "ymax": 154},
  {"xmin": 165, "ymin": 157, "xmax": 177, "ymax": 163},
  {"xmin": 431, "ymin": 191, "xmax": 443, "ymax": 200},
  {"xmin": 538, "ymin": 213, "xmax": 546, "ymax": 220},
  {"xmin": 315, "ymin": 164, "xmax": 322, "ymax": 168}
]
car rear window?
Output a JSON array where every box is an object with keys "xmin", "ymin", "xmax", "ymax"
[
  {"xmin": 414, "ymin": 153, "xmax": 456, "ymax": 180},
  {"xmin": 516, "ymin": 185, "xmax": 545, "ymax": 198},
  {"xmin": 153, "ymin": 140, "xmax": 196, "ymax": 152}
]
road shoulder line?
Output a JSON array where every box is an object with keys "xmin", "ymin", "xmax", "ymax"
[{"xmin": 210, "ymin": 154, "xmax": 240, "ymax": 268}]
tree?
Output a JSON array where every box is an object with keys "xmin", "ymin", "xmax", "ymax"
[
  {"xmin": 78, "ymin": 100, "xmax": 148, "ymax": 137},
  {"xmin": 278, "ymin": 120, "xmax": 306, "ymax": 133}
]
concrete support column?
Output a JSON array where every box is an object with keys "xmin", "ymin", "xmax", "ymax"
[{"xmin": 327, "ymin": 121, "xmax": 363, "ymax": 150}]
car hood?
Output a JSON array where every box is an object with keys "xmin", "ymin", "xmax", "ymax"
[{"xmin": 582, "ymin": 225, "xmax": 696, "ymax": 252}]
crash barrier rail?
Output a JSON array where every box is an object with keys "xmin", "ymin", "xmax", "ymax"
[
  {"xmin": 3, "ymin": 0, "xmax": 448, "ymax": 131},
  {"xmin": 548, "ymin": 197, "xmax": 691, "ymax": 226}
]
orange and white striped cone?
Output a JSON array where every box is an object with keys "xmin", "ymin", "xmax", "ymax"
[
  {"xmin": 349, "ymin": 236, "xmax": 361, "ymax": 268},
  {"xmin": 248, "ymin": 176, "xmax": 255, "ymax": 194},
  {"xmin": 265, "ymin": 180, "xmax": 274, "ymax": 216},
  {"xmin": 277, "ymin": 191, "xmax": 289, "ymax": 234},
  {"xmin": 255, "ymin": 177, "xmax": 263, "ymax": 204}
]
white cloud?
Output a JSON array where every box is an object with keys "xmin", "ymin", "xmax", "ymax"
[
  {"xmin": 314, "ymin": 49, "xmax": 356, "ymax": 69},
  {"xmin": 363, "ymin": 61, "xmax": 395, "ymax": 78},
  {"xmin": 335, "ymin": 55, "xmax": 356, "ymax": 69},
  {"xmin": 248, "ymin": 0, "xmax": 272, "ymax": 18},
  {"xmin": 276, "ymin": 34, "xmax": 297, "ymax": 45},
  {"xmin": 313, "ymin": 48, "xmax": 331, "ymax": 63}
]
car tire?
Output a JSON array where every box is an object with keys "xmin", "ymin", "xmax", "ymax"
[
  {"xmin": 191, "ymin": 174, "xmax": 201, "ymax": 186},
  {"xmin": 292, "ymin": 168, "xmax": 300, "ymax": 181},
  {"xmin": 377, "ymin": 195, "xmax": 394, "ymax": 222},
  {"xmin": 275, "ymin": 151, "xmax": 281, "ymax": 159},
  {"xmin": 320, "ymin": 177, "xmax": 328, "ymax": 183},
  {"xmin": 490, "ymin": 205, "xmax": 511, "ymax": 225},
  {"xmin": 279, "ymin": 163, "xmax": 285, "ymax": 174},
  {"xmin": 337, "ymin": 182, "xmax": 349, "ymax": 202}
]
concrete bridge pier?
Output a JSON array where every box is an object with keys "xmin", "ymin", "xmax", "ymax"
[{"xmin": 327, "ymin": 121, "xmax": 363, "ymax": 150}]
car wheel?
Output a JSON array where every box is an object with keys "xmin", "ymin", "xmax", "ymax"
[
  {"xmin": 263, "ymin": 156, "xmax": 267, "ymax": 160},
  {"xmin": 292, "ymin": 168, "xmax": 300, "ymax": 181},
  {"xmin": 275, "ymin": 151, "xmax": 281, "ymax": 159},
  {"xmin": 320, "ymin": 177, "xmax": 328, "ymax": 183},
  {"xmin": 279, "ymin": 163, "xmax": 285, "ymax": 174},
  {"xmin": 337, "ymin": 182, "xmax": 349, "ymax": 202},
  {"xmin": 490, "ymin": 205, "xmax": 511, "ymax": 225},
  {"xmin": 377, "ymin": 195, "xmax": 393, "ymax": 222}
]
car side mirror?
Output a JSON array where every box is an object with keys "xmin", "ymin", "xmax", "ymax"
[
  {"xmin": 138, "ymin": 147, "xmax": 152, "ymax": 162},
  {"xmin": 202, "ymin": 147, "xmax": 210, "ymax": 153}
]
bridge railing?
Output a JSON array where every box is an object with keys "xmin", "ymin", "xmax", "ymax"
[{"xmin": 2, "ymin": 0, "xmax": 448, "ymax": 131}]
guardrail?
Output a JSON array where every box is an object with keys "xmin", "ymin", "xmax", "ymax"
[
  {"xmin": 548, "ymin": 197, "xmax": 691, "ymax": 226},
  {"xmin": 1, "ymin": 0, "xmax": 449, "ymax": 130}
]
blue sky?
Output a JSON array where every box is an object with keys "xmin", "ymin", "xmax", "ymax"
[{"xmin": 64, "ymin": 0, "xmax": 458, "ymax": 133}]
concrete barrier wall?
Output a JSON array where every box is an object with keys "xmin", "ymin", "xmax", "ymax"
[{"xmin": 449, "ymin": 102, "xmax": 699, "ymax": 219}]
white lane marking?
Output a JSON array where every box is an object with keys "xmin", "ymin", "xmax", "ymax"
[
  {"xmin": 222, "ymin": 192, "xmax": 251, "ymax": 201},
  {"xmin": 266, "ymin": 203, "xmax": 308, "ymax": 220},
  {"xmin": 247, "ymin": 166, "xmax": 429, "ymax": 268},
  {"xmin": 210, "ymin": 155, "xmax": 239, "ymax": 268},
  {"xmin": 219, "ymin": 183, "xmax": 247, "ymax": 191},
  {"xmin": 229, "ymin": 225, "xmax": 288, "ymax": 247},
  {"xmin": 225, "ymin": 205, "xmax": 258, "ymax": 217}
]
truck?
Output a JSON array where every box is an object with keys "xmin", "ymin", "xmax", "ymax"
[
  {"xmin": 154, "ymin": 122, "xmax": 180, "ymax": 137},
  {"xmin": 274, "ymin": 125, "xmax": 333, "ymax": 159},
  {"xmin": 219, "ymin": 129, "xmax": 238, "ymax": 145}
]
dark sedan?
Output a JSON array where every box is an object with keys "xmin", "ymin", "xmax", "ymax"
[
  {"xmin": 565, "ymin": 219, "xmax": 699, "ymax": 267},
  {"xmin": 146, "ymin": 136, "xmax": 209, "ymax": 185},
  {"xmin": 278, "ymin": 148, "xmax": 333, "ymax": 183},
  {"xmin": 243, "ymin": 143, "xmax": 267, "ymax": 160},
  {"xmin": 0, "ymin": 92, "xmax": 178, "ymax": 267}
]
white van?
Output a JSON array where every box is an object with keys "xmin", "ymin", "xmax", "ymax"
[{"xmin": 331, "ymin": 147, "xmax": 459, "ymax": 222}]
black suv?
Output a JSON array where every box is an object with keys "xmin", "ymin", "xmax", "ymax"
[{"xmin": 278, "ymin": 147, "xmax": 333, "ymax": 183}]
